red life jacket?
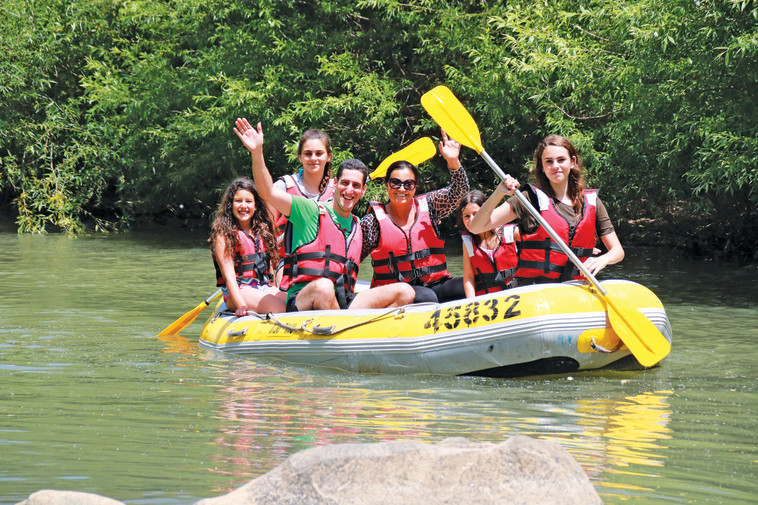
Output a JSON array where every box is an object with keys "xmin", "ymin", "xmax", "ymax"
[
  {"xmin": 279, "ymin": 203, "xmax": 362, "ymax": 296},
  {"xmin": 213, "ymin": 230, "xmax": 271, "ymax": 287},
  {"xmin": 368, "ymin": 194, "xmax": 451, "ymax": 288},
  {"xmin": 275, "ymin": 174, "xmax": 336, "ymax": 254},
  {"xmin": 515, "ymin": 185, "xmax": 598, "ymax": 283},
  {"xmin": 462, "ymin": 224, "xmax": 519, "ymax": 296}
]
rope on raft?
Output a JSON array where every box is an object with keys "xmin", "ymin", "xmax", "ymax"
[{"xmin": 261, "ymin": 306, "xmax": 409, "ymax": 336}]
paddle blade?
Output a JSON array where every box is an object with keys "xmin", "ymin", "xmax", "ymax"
[
  {"xmin": 604, "ymin": 295, "xmax": 671, "ymax": 367},
  {"xmin": 370, "ymin": 137, "xmax": 436, "ymax": 180},
  {"xmin": 421, "ymin": 85, "xmax": 485, "ymax": 154},
  {"xmin": 158, "ymin": 290, "xmax": 222, "ymax": 336}
]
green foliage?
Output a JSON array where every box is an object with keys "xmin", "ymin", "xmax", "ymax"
[{"xmin": 1, "ymin": 0, "xmax": 756, "ymax": 258}]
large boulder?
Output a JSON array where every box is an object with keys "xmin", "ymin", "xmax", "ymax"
[
  {"xmin": 197, "ymin": 436, "xmax": 601, "ymax": 505},
  {"xmin": 16, "ymin": 437, "xmax": 601, "ymax": 505}
]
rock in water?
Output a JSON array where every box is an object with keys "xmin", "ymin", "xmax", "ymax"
[
  {"xmin": 196, "ymin": 436, "xmax": 601, "ymax": 505},
  {"xmin": 16, "ymin": 490, "xmax": 125, "ymax": 505}
]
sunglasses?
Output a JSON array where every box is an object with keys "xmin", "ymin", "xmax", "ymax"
[{"xmin": 388, "ymin": 178, "xmax": 417, "ymax": 190}]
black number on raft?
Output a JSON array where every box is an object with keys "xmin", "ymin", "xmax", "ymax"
[
  {"xmin": 482, "ymin": 298, "xmax": 498, "ymax": 321},
  {"xmin": 424, "ymin": 309, "xmax": 442, "ymax": 332},
  {"xmin": 503, "ymin": 295, "xmax": 521, "ymax": 319},
  {"xmin": 443, "ymin": 305, "xmax": 462, "ymax": 330},
  {"xmin": 462, "ymin": 302, "xmax": 480, "ymax": 326}
]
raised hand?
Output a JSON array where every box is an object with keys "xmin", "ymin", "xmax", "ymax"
[
  {"xmin": 497, "ymin": 175, "xmax": 520, "ymax": 196},
  {"xmin": 234, "ymin": 118, "xmax": 264, "ymax": 153},
  {"xmin": 439, "ymin": 129, "xmax": 462, "ymax": 169}
]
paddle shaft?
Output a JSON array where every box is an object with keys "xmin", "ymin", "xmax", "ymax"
[
  {"xmin": 479, "ymin": 150, "xmax": 609, "ymax": 296},
  {"xmin": 204, "ymin": 288, "xmax": 223, "ymax": 305}
]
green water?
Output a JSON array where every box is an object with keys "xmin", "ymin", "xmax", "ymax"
[{"xmin": 1, "ymin": 226, "xmax": 756, "ymax": 504}]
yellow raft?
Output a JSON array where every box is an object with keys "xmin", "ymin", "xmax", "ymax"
[{"xmin": 199, "ymin": 280, "xmax": 672, "ymax": 377}]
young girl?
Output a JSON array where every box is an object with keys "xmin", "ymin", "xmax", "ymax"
[
  {"xmin": 459, "ymin": 190, "xmax": 519, "ymax": 298},
  {"xmin": 211, "ymin": 177, "xmax": 285, "ymax": 316},
  {"xmin": 273, "ymin": 129, "xmax": 335, "ymax": 202},
  {"xmin": 272, "ymin": 129, "xmax": 336, "ymax": 284},
  {"xmin": 469, "ymin": 135, "xmax": 624, "ymax": 285}
]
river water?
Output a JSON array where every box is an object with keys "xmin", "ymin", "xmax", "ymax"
[{"xmin": 1, "ymin": 225, "xmax": 756, "ymax": 504}]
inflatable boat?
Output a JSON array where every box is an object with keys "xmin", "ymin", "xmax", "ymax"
[{"xmin": 199, "ymin": 280, "xmax": 672, "ymax": 378}]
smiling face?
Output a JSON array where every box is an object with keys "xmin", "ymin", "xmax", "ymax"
[
  {"xmin": 386, "ymin": 167, "xmax": 417, "ymax": 207},
  {"xmin": 298, "ymin": 138, "xmax": 332, "ymax": 177},
  {"xmin": 540, "ymin": 145, "xmax": 575, "ymax": 187},
  {"xmin": 332, "ymin": 169, "xmax": 366, "ymax": 217},
  {"xmin": 232, "ymin": 189, "xmax": 256, "ymax": 228}
]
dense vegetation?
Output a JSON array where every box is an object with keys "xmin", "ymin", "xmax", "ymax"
[{"xmin": 1, "ymin": 0, "xmax": 756, "ymax": 259}]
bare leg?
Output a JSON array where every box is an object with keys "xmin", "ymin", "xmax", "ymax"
[
  {"xmin": 349, "ymin": 283, "xmax": 415, "ymax": 309},
  {"xmin": 295, "ymin": 278, "xmax": 340, "ymax": 311},
  {"xmin": 256, "ymin": 287, "xmax": 286, "ymax": 314},
  {"xmin": 231, "ymin": 285, "xmax": 286, "ymax": 314}
]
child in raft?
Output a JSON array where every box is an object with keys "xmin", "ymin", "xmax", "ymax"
[
  {"xmin": 458, "ymin": 190, "xmax": 520, "ymax": 298},
  {"xmin": 211, "ymin": 177, "xmax": 286, "ymax": 316}
]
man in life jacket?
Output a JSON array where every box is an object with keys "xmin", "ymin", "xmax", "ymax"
[{"xmin": 234, "ymin": 118, "xmax": 415, "ymax": 311}]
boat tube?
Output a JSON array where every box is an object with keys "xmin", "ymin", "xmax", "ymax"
[{"xmin": 199, "ymin": 279, "xmax": 672, "ymax": 378}]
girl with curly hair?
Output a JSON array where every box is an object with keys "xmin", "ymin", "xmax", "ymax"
[{"xmin": 211, "ymin": 177, "xmax": 285, "ymax": 315}]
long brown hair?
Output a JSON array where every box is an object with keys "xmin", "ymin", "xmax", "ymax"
[
  {"xmin": 298, "ymin": 129, "xmax": 333, "ymax": 193},
  {"xmin": 210, "ymin": 177, "xmax": 279, "ymax": 268},
  {"xmin": 533, "ymin": 135, "xmax": 586, "ymax": 213}
]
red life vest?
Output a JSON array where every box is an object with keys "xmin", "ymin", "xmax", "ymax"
[
  {"xmin": 515, "ymin": 185, "xmax": 598, "ymax": 283},
  {"xmin": 368, "ymin": 194, "xmax": 451, "ymax": 288},
  {"xmin": 462, "ymin": 224, "xmax": 519, "ymax": 296},
  {"xmin": 275, "ymin": 174, "xmax": 335, "ymax": 255},
  {"xmin": 279, "ymin": 203, "xmax": 362, "ymax": 296},
  {"xmin": 213, "ymin": 230, "xmax": 271, "ymax": 287}
]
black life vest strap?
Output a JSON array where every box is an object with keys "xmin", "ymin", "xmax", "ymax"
[
  {"xmin": 235, "ymin": 252, "xmax": 271, "ymax": 280},
  {"xmin": 515, "ymin": 276, "xmax": 561, "ymax": 286},
  {"xmin": 372, "ymin": 262, "xmax": 449, "ymax": 282},
  {"xmin": 474, "ymin": 267, "xmax": 518, "ymax": 292},
  {"xmin": 282, "ymin": 245, "xmax": 358, "ymax": 291},
  {"xmin": 370, "ymin": 247, "xmax": 447, "ymax": 267}
]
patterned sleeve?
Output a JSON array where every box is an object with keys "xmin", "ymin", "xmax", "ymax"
[
  {"xmin": 359, "ymin": 211, "xmax": 381, "ymax": 263},
  {"xmin": 426, "ymin": 165, "xmax": 470, "ymax": 222}
]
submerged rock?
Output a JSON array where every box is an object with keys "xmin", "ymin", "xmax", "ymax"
[
  {"xmin": 17, "ymin": 436, "xmax": 601, "ymax": 505},
  {"xmin": 197, "ymin": 436, "xmax": 601, "ymax": 505},
  {"xmin": 16, "ymin": 490, "xmax": 125, "ymax": 505}
]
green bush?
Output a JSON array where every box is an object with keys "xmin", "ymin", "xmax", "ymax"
[{"xmin": 1, "ymin": 0, "xmax": 755, "ymax": 258}]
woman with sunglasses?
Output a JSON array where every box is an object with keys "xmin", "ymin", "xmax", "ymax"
[{"xmin": 360, "ymin": 130, "xmax": 469, "ymax": 303}]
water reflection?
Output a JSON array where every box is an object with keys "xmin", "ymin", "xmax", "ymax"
[
  {"xmin": 195, "ymin": 360, "xmax": 676, "ymax": 498},
  {"xmin": 572, "ymin": 390, "xmax": 672, "ymax": 489}
]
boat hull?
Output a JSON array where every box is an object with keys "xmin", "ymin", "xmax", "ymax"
[{"xmin": 199, "ymin": 280, "xmax": 672, "ymax": 377}]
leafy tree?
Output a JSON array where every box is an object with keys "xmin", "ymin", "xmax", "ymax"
[{"xmin": 1, "ymin": 0, "xmax": 755, "ymax": 259}]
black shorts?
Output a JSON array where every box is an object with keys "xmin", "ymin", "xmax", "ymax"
[{"xmin": 286, "ymin": 289, "xmax": 357, "ymax": 312}]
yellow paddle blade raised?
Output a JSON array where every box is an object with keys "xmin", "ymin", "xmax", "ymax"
[
  {"xmin": 604, "ymin": 294, "xmax": 671, "ymax": 367},
  {"xmin": 369, "ymin": 137, "xmax": 437, "ymax": 180},
  {"xmin": 421, "ymin": 85, "xmax": 485, "ymax": 154},
  {"xmin": 158, "ymin": 289, "xmax": 222, "ymax": 336},
  {"xmin": 419, "ymin": 84, "xmax": 672, "ymax": 368}
]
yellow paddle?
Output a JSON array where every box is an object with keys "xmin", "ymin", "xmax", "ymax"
[
  {"xmin": 369, "ymin": 137, "xmax": 437, "ymax": 180},
  {"xmin": 421, "ymin": 85, "xmax": 671, "ymax": 367},
  {"xmin": 157, "ymin": 289, "xmax": 222, "ymax": 336}
]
